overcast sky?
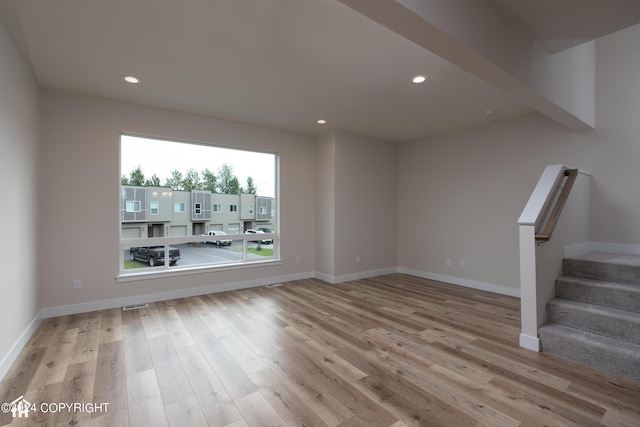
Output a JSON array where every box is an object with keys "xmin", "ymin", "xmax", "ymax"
[{"xmin": 120, "ymin": 135, "xmax": 276, "ymax": 197}]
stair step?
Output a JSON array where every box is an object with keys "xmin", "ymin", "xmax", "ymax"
[
  {"xmin": 563, "ymin": 252, "xmax": 640, "ymax": 286},
  {"xmin": 555, "ymin": 276, "xmax": 640, "ymax": 313},
  {"xmin": 547, "ymin": 299, "xmax": 640, "ymax": 345},
  {"xmin": 539, "ymin": 323, "xmax": 640, "ymax": 383}
]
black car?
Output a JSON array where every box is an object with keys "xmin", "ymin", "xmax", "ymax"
[{"xmin": 130, "ymin": 246, "xmax": 181, "ymax": 266}]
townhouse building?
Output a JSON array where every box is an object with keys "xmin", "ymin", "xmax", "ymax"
[{"xmin": 121, "ymin": 185, "xmax": 274, "ymax": 238}]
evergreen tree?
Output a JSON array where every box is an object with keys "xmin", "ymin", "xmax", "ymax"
[
  {"xmin": 145, "ymin": 174, "xmax": 161, "ymax": 186},
  {"xmin": 217, "ymin": 163, "xmax": 241, "ymax": 194},
  {"xmin": 229, "ymin": 176, "xmax": 241, "ymax": 195},
  {"xmin": 182, "ymin": 168, "xmax": 202, "ymax": 191},
  {"xmin": 165, "ymin": 170, "xmax": 184, "ymax": 190},
  {"xmin": 202, "ymin": 168, "xmax": 217, "ymax": 192},
  {"xmin": 129, "ymin": 166, "xmax": 145, "ymax": 186},
  {"xmin": 244, "ymin": 176, "xmax": 257, "ymax": 194}
]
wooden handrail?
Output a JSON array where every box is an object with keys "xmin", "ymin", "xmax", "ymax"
[{"xmin": 535, "ymin": 169, "xmax": 578, "ymax": 244}]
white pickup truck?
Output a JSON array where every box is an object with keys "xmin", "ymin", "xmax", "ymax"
[{"xmin": 203, "ymin": 230, "xmax": 232, "ymax": 246}]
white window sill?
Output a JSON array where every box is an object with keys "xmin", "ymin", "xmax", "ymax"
[{"xmin": 116, "ymin": 259, "xmax": 282, "ymax": 283}]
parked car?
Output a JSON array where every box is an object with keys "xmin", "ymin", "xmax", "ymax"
[
  {"xmin": 129, "ymin": 246, "xmax": 181, "ymax": 266},
  {"xmin": 203, "ymin": 230, "xmax": 232, "ymax": 246},
  {"xmin": 245, "ymin": 228, "xmax": 273, "ymax": 244}
]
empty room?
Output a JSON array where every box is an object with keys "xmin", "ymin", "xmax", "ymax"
[{"xmin": 1, "ymin": 1, "xmax": 640, "ymax": 426}]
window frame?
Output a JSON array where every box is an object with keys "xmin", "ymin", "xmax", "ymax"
[{"xmin": 118, "ymin": 133, "xmax": 280, "ymax": 280}]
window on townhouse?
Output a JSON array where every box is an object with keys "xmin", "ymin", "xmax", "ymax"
[
  {"xmin": 120, "ymin": 134, "xmax": 278, "ymax": 276},
  {"xmin": 126, "ymin": 200, "xmax": 141, "ymax": 212}
]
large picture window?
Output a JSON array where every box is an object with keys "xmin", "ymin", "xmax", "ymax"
[{"xmin": 119, "ymin": 134, "xmax": 278, "ymax": 276}]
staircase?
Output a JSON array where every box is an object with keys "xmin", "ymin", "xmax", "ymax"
[{"xmin": 539, "ymin": 252, "xmax": 640, "ymax": 383}]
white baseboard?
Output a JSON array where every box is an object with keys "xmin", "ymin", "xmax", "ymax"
[
  {"xmin": 314, "ymin": 267, "xmax": 399, "ymax": 284},
  {"xmin": 0, "ymin": 310, "xmax": 42, "ymax": 382},
  {"xmin": 519, "ymin": 333, "xmax": 541, "ymax": 352},
  {"xmin": 42, "ymin": 266, "xmax": 520, "ymax": 318},
  {"xmin": 314, "ymin": 271, "xmax": 335, "ymax": 283},
  {"xmin": 41, "ymin": 271, "xmax": 315, "ymax": 318},
  {"xmin": 565, "ymin": 241, "xmax": 640, "ymax": 258},
  {"xmin": 398, "ymin": 267, "xmax": 521, "ymax": 298}
]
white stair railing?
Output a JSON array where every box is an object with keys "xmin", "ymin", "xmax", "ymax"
[{"xmin": 518, "ymin": 164, "xmax": 590, "ymax": 351}]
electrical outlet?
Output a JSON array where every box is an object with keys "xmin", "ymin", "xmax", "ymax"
[
  {"xmin": 446, "ymin": 258, "xmax": 452, "ymax": 266},
  {"xmin": 460, "ymin": 260, "xmax": 466, "ymax": 268},
  {"xmin": 74, "ymin": 279, "xmax": 81, "ymax": 289},
  {"xmin": 356, "ymin": 256, "xmax": 361, "ymax": 263},
  {"xmin": 296, "ymin": 256, "xmax": 301, "ymax": 264}
]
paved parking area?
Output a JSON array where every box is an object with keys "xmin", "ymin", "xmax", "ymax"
[{"xmin": 124, "ymin": 241, "xmax": 274, "ymax": 268}]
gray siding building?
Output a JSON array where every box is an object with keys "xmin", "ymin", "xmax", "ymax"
[{"xmin": 121, "ymin": 185, "xmax": 274, "ymax": 238}]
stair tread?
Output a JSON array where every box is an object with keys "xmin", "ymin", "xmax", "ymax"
[
  {"xmin": 563, "ymin": 252, "xmax": 640, "ymax": 286},
  {"xmin": 557, "ymin": 275, "xmax": 640, "ymax": 290},
  {"xmin": 548, "ymin": 298, "xmax": 640, "ymax": 320},
  {"xmin": 555, "ymin": 275, "xmax": 640, "ymax": 313},
  {"xmin": 539, "ymin": 324, "xmax": 640, "ymax": 383},
  {"xmin": 540, "ymin": 323, "xmax": 640, "ymax": 353},
  {"xmin": 547, "ymin": 298, "xmax": 640, "ymax": 345},
  {"xmin": 565, "ymin": 252, "xmax": 640, "ymax": 266}
]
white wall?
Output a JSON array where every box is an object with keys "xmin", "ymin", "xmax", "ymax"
[
  {"xmin": 333, "ymin": 131, "xmax": 398, "ymax": 278},
  {"xmin": 315, "ymin": 133, "xmax": 336, "ymax": 276},
  {"xmin": 398, "ymin": 23, "xmax": 640, "ymax": 294},
  {"xmin": 0, "ymin": 21, "xmax": 40, "ymax": 374},
  {"xmin": 315, "ymin": 131, "xmax": 398, "ymax": 281},
  {"xmin": 38, "ymin": 91, "xmax": 316, "ymax": 311},
  {"xmin": 590, "ymin": 23, "xmax": 640, "ymax": 243}
]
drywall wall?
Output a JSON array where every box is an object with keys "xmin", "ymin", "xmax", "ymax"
[
  {"xmin": 589, "ymin": 23, "xmax": 640, "ymax": 243},
  {"xmin": 0, "ymin": 21, "xmax": 40, "ymax": 374},
  {"xmin": 38, "ymin": 91, "xmax": 316, "ymax": 310},
  {"xmin": 315, "ymin": 133, "xmax": 336, "ymax": 277},
  {"xmin": 314, "ymin": 131, "xmax": 398, "ymax": 281},
  {"xmin": 333, "ymin": 131, "xmax": 398, "ymax": 278},
  {"xmin": 398, "ymin": 23, "xmax": 640, "ymax": 293}
]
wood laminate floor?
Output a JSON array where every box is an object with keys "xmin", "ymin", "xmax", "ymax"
[{"xmin": 1, "ymin": 274, "xmax": 639, "ymax": 426}]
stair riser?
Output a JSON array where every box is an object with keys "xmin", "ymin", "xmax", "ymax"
[
  {"xmin": 547, "ymin": 303, "xmax": 640, "ymax": 345},
  {"xmin": 555, "ymin": 280, "xmax": 640, "ymax": 313},
  {"xmin": 540, "ymin": 327, "xmax": 640, "ymax": 383},
  {"xmin": 563, "ymin": 259, "xmax": 640, "ymax": 286}
]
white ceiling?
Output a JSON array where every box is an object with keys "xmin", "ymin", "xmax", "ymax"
[
  {"xmin": 1, "ymin": 0, "xmax": 639, "ymax": 142},
  {"xmin": 489, "ymin": 0, "xmax": 640, "ymax": 53}
]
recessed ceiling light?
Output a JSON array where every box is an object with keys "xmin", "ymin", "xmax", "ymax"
[
  {"xmin": 412, "ymin": 75, "xmax": 427, "ymax": 84},
  {"xmin": 317, "ymin": 119, "xmax": 327, "ymax": 124},
  {"xmin": 122, "ymin": 75, "xmax": 140, "ymax": 84},
  {"xmin": 485, "ymin": 108, "xmax": 497, "ymax": 116}
]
